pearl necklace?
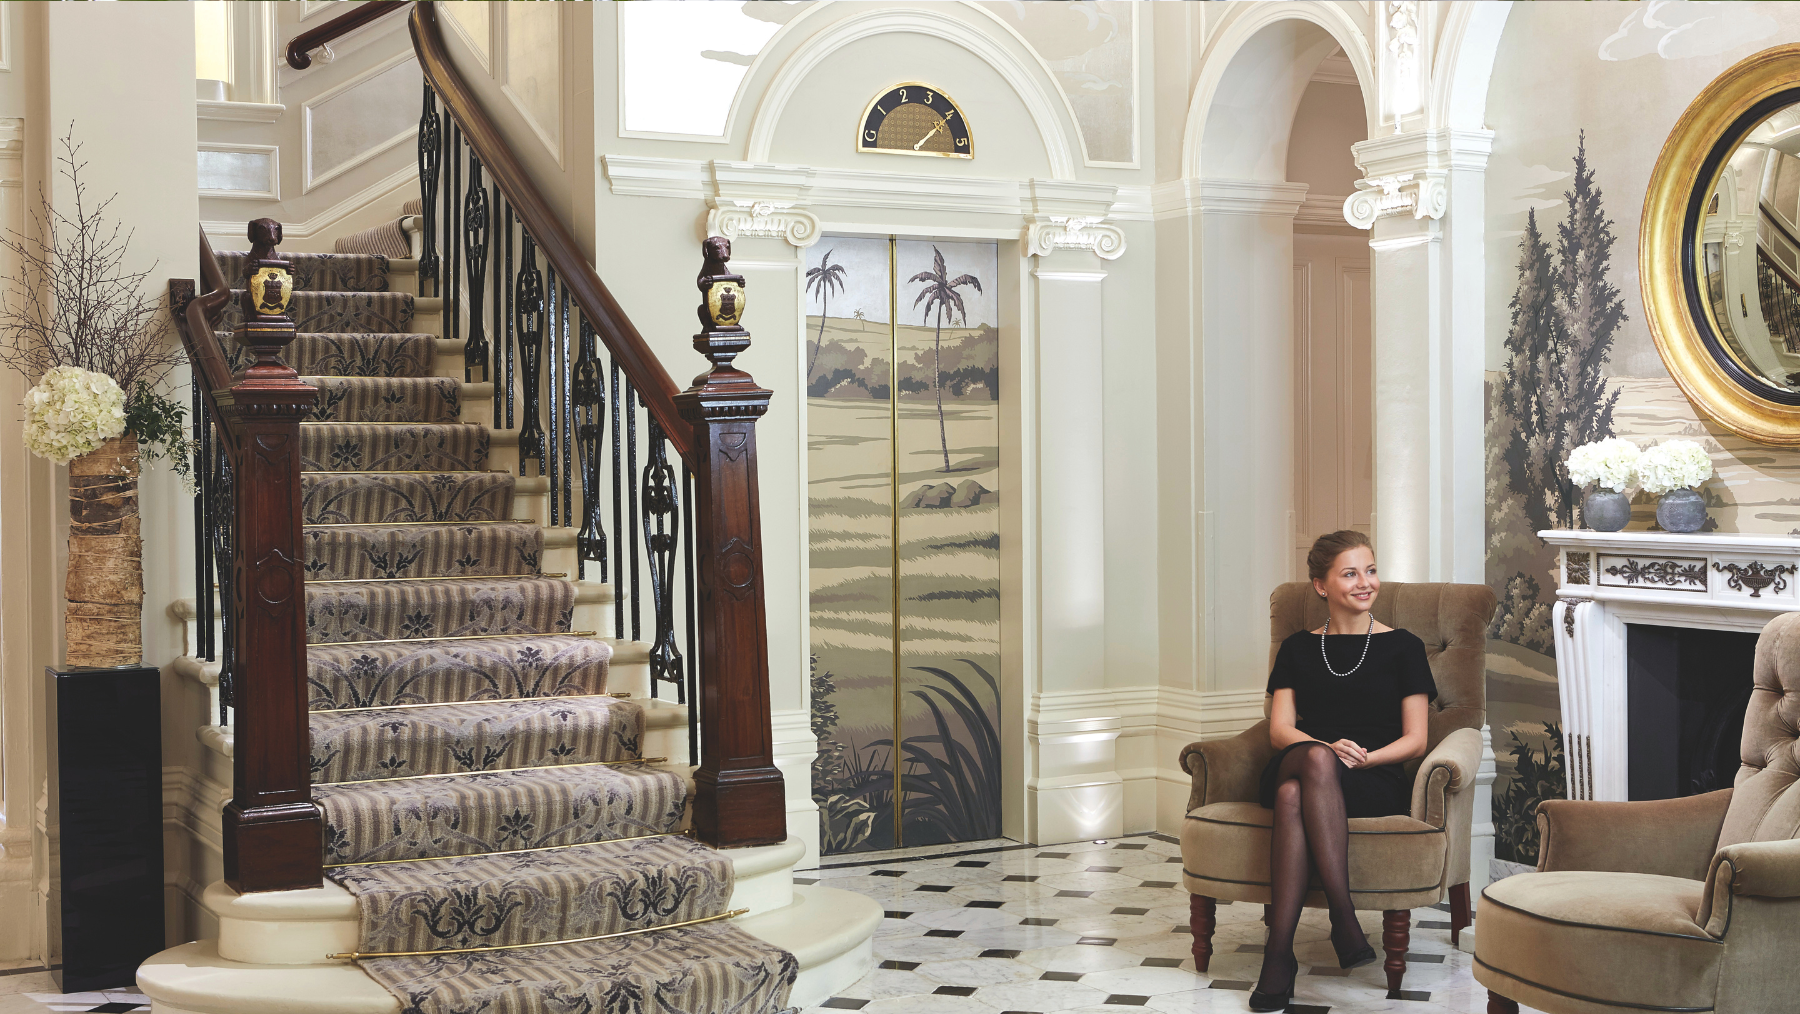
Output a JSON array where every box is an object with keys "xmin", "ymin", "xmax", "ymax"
[{"xmin": 1320, "ymin": 612, "xmax": 1375, "ymax": 677}]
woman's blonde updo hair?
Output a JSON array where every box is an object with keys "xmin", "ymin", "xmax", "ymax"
[{"xmin": 1306, "ymin": 529, "xmax": 1373, "ymax": 584}]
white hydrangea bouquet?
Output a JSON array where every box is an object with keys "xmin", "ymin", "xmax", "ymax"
[
  {"xmin": 22, "ymin": 365, "xmax": 126, "ymax": 464},
  {"xmin": 1565, "ymin": 437, "xmax": 1641, "ymax": 492},
  {"xmin": 1636, "ymin": 439, "xmax": 1713, "ymax": 495}
]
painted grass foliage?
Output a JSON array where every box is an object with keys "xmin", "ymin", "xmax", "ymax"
[{"xmin": 882, "ymin": 660, "xmax": 1001, "ymax": 843}]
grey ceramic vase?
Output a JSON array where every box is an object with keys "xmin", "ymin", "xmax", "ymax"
[
  {"xmin": 1584, "ymin": 490, "xmax": 1631, "ymax": 532},
  {"xmin": 1656, "ymin": 487, "xmax": 1707, "ymax": 533}
]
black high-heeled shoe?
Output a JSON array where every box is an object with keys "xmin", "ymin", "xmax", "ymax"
[
  {"xmin": 1248, "ymin": 984, "xmax": 1293, "ymax": 1012},
  {"xmin": 1335, "ymin": 939, "xmax": 1377, "ymax": 969}
]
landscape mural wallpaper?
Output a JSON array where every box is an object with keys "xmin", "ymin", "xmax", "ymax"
[
  {"xmin": 807, "ymin": 237, "xmax": 1002, "ymax": 854},
  {"xmin": 1483, "ymin": 1, "xmax": 1800, "ymax": 865}
]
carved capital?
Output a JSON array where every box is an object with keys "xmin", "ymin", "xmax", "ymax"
[
  {"xmin": 1026, "ymin": 215, "xmax": 1125, "ymax": 260},
  {"xmin": 1343, "ymin": 172, "xmax": 1447, "ymax": 229},
  {"xmin": 704, "ymin": 198, "xmax": 821, "ymax": 248}
]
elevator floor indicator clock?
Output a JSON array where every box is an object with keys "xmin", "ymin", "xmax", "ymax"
[{"xmin": 859, "ymin": 84, "xmax": 972, "ymax": 159}]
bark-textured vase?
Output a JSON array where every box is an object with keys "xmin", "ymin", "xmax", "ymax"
[
  {"xmin": 1656, "ymin": 487, "xmax": 1707, "ymax": 533},
  {"xmin": 65, "ymin": 434, "xmax": 142, "ymax": 666},
  {"xmin": 1584, "ymin": 490, "xmax": 1631, "ymax": 532}
]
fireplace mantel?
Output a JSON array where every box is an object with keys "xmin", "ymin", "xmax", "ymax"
[{"xmin": 1541, "ymin": 529, "xmax": 1800, "ymax": 802}]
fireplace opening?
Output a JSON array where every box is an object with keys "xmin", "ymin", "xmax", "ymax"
[{"xmin": 1625, "ymin": 624, "xmax": 1757, "ymax": 801}]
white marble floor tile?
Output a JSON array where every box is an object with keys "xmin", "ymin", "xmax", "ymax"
[
  {"xmin": 1014, "ymin": 944, "xmax": 1144, "ymax": 973},
  {"xmin": 1075, "ymin": 964, "xmax": 1210, "ymax": 995},
  {"xmin": 0, "ymin": 976, "xmax": 54, "ymax": 1000},
  {"xmin": 913, "ymin": 957, "xmax": 1043, "ymax": 989},
  {"xmin": 965, "ymin": 978, "xmax": 1108, "ymax": 1011},
  {"xmin": 906, "ymin": 907, "xmax": 1024, "ymax": 932}
]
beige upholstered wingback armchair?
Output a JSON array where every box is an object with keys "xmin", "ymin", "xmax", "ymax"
[
  {"xmin": 1179, "ymin": 581, "xmax": 1496, "ymax": 994},
  {"xmin": 1477, "ymin": 611, "xmax": 1800, "ymax": 1014}
]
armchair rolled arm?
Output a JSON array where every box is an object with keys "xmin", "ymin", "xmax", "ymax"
[
  {"xmin": 1180, "ymin": 720, "xmax": 1275, "ymax": 813},
  {"xmin": 1536, "ymin": 788, "xmax": 1732, "ymax": 881},
  {"xmin": 1410, "ymin": 727, "xmax": 1481, "ymax": 829},
  {"xmin": 1698, "ymin": 837, "xmax": 1800, "ymax": 938}
]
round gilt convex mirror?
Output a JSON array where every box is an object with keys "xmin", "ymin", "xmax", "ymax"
[{"xmin": 1644, "ymin": 43, "xmax": 1800, "ymax": 445}]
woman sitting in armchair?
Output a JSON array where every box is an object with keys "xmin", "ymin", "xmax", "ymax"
[{"xmin": 1250, "ymin": 529, "xmax": 1437, "ymax": 1010}]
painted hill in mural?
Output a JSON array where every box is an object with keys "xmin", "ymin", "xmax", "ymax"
[{"xmin": 806, "ymin": 319, "xmax": 998, "ymax": 401}]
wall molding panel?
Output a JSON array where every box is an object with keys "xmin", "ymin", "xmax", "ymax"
[{"xmin": 198, "ymin": 142, "xmax": 280, "ymax": 201}]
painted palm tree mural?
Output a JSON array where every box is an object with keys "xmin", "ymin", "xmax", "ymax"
[
  {"xmin": 910, "ymin": 246, "xmax": 984, "ymax": 473},
  {"xmin": 805, "ymin": 249, "xmax": 847, "ymax": 383},
  {"xmin": 806, "ymin": 237, "xmax": 1002, "ymax": 853}
]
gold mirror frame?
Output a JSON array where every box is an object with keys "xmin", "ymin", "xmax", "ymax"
[{"xmin": 1642, "ymin": 43, "xmax": 1800, "ymax": 445}]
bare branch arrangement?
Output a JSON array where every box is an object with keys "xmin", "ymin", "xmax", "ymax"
[{"xmin": 0, "ymin": 128, "xmax": 191, "ymax": 480}]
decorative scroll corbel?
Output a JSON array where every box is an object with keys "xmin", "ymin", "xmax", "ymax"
[
  {"xmin": 1342, "ymin": 172, "xmax": 1447, "ymax": 229},
  {"xmin": 1025, "ymin": 215, "xmax": 1126, "ymax": 260},
  {"xmin": 704, "ymin": 198, "xmax": 821, "ymax": 248}
]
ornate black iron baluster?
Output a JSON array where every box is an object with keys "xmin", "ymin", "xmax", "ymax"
[
  {"xmin": 547, "ymin": 267, "xmax": 560, "ymax": 525},
  {"xmin": 610, "ymin": 358, "xmax": 625, "ymax": 640},
  {"xmin": 503, "ymin": 202, "xmax": 515, "ymax": 430},
  {"xmin": 441, "ymin": 114, "xmax": 452, "ymax": 304},
  {"xmin": 561, "ymin": 283, "xmax": 574, "ymax": 521},
  {"xmin": 417, "ymin": 86, "xmax": 441, "ymax": 290},
  {"xmin": 642, "ymin": 418, "xmax": 682, "ymax": 690},
  {"xmin": 574, "ymin": 316, "xmax": 607, "ymax": 580},
  {"xmin": 212, "ymin": 441, "xmax": 236, "ymax": 726},
  {"xmin": 192, "ymin": 376, "xmax": 211, "ymax": 661},
  {"xmin": 449, "ymin": 123, "xmax": 461, "ymax": 350},
  {"xmin": 462, "ymin": 154, "xmax": 491, "ymax": 382},
  {"xmin": 515, "ymin": 235, "xmax": 546, "ymax": 473},
  {"xmin": 489, "ymin": 177, "xmax": 501, "ymax": 402},
  {"xmin": 625, "ymin": 379, "xmax": 641, "ymax": 643},
  {"xmin": 682, "ymin": 461, "xmax": 697, "ymax": 766}
]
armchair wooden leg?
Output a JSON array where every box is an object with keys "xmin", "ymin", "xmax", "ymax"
[
  {"xmin": 1189, "ymin": 895, "xmax": 1216, "ymax": 972},
  {"xmin": 1382, "ymin": 909, "xmax": 1409, "ymax": 995},
  {"xmin": 1487, "ymin": 990, "xmax": 1520, "ymax": 1014},
  {"xmin": 1450, "ymin": 882, "xmax": 1471, "ymax": 947}
]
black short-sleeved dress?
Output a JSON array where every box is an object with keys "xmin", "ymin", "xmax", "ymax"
[{"xmin": 1258, "ymin": 627, "xmax": 1437, "ymax": 819}]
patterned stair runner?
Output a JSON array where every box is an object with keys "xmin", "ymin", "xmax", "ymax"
[{"xmin": 217, "ymin": 248, "xmax": 795, "ymax": 1014}]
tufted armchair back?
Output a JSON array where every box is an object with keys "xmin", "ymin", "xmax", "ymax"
[
  {"xmin": 1268, "ymin": 581, "xmax": 1495, "ymax": 753},
  {"xmin": 1720, "ymin": 610, "xmax": 1800, "ymax": 848}
]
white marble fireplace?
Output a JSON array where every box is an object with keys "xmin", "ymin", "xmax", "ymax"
[{"xmin": 1542, "ymin": 530, "xmax": 1800, "ymax": 802}]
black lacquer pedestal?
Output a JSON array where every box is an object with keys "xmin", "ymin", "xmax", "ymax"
[{"xmin": 44, "ymin": 665, "xmax": 164, "ymax": 993}]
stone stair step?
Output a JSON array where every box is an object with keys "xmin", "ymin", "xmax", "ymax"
[
  {"xmin": 311, "ymin": 695, "xmax": 644, "ymax": 783},
  {"xmin": 302, "ymin": 471, "xmax": 517, "ymax": 526},
  {"xmin": 305, "ymin": 634, "xmax": 611, "ymax": 711},
  {"xmin": 305, "ymin": 574, "xmax": 574, "ymax": 644},
  {"xmin": 304, "ymin": 375, "xmax": 460, "ymax": 423},
  {"xmin": 314, "ymin": 760, "xmax": 687, "ymax": 864},
  {"xmin": 327, "ymin": 833, "xmax": 729, "ymax": 953},
  {"xmin": 303, "ymin": 521, "xmax": 544, "ymax": 581},
  {"xmin": 299, "ymin": 421, "xmax": 489, "ymax": 472}
]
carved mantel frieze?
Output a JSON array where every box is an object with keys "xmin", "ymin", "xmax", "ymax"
[
  {"xmin": 1541, "ymin": 529, "xmax": 1800, "ymax": 805},
  {"xmin": 703, "ymin": 198, "xmax": 821, "ymax": 249},
  {"xmin": 1025, "ymin": 215, "xmax": 1126, "ymax": 260}
]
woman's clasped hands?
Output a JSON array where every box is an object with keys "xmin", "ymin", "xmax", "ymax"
[{"xmin": 1328, "ymin": 738, "xmax": 1367, "ymax": 768}]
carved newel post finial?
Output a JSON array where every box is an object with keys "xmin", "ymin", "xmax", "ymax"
[
  {"xmin": 676, "ymin": 235, "xmax": 785, "ymax": 849},
  {"xmin": 237, "ymin": 217, "xmax": 300, "ymax": 381}
]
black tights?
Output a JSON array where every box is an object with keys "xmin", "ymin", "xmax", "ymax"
[{"xmin": 1255, "ymin": 741, "xmax": 1368, "ymax": 994}]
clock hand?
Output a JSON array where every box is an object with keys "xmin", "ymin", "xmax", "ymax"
[{"xmin": 913, "ymin": 116, "xmax": 949, "ymax": 151}]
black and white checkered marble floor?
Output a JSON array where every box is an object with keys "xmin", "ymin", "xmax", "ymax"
[
  {"xmin": 0, "ymin": 964, "xmax": 147, "ymax": 1014},
  {"xmin": 795, "ymin": 834, "xmax": 1544, "ymax": 1014}
]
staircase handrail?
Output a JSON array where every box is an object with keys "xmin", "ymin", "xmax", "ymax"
[
  {"xmin": 286, "ymin": 1, "xmax": 410, "ymax": 71},
  {"xmin": 176, "ymin": 225, "xmax": 239, "ymax": 451},
  {"xmin": 406, "ymin": 1, "xmax": 690, "ymax": 458}
]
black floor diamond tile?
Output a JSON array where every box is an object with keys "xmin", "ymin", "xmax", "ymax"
[
  {"xmin": 1164, "ymin": 855, "xmax": 1183, "ymax": 863},
  {"xmin": 1077, "ymin": 936, "xmax": 1117, "ymax": 946},
  {"xmin": 1003, "ymin": 874, "xmax": 1039, "ymax": 882},
  {"xmin": 1037, "ymin": 852, "xmax": 1071, "ymax": 858},
  {"xmin": 1055, "ymin": 890, "xmax": 1093, "ymax": 898},
  {"xmin": 1111, "ymin": 906, "xmax": 1148, "ymax": 915},
  {"xmin": 1431, "ymin": 901, "xmax": 1451, "ymax": 912},
  {"xmin": 1208, "ymin": 980, "xmax": 1255, "ymax": 990},
  {"xmin": 1021, "ymin": 917, "xmax": 1058, "ymax": 926},
  {"xmin": 1041, "ymin": 971, "xmax": 1084, "ymax": 981},
  {"xmin": 85, "ymin": 1006, "xmax": 147, "ymax": 1014},
  {"xmin": 1114, "ymin": 842, "xmax": 1149, "ymax": 850},
  {"xmin": 1307, "ymin": 965, "xmax": 1351, "ymax": 977},
  {"xmin": 1087, "ymin": 865, "xmax": 1122, "ymax": 873},
  {"xmin": 979, "ymin": 948, "xmax": 1021, "ymax": 958},
  {"xmin": 1289, "ymin": 1005, "xmax": 1332, "ymax": 1014},
  {"xmin": 878, "ymin": 959, "xmax": 920, "ymax": 970},
  {"xmin": 1140, "ymin": 880, "xmax": 1176, "ymax": 889},
  {"xmin": 1406, "ymin": 952, "xmax": 1446, "ymax": 963},
  {"xmin": 1141, "ymin": 957, "xmax": 1184, "ymax": 967},
  {"xmin": 1172, "ymin": 924, "xmax": 1193, "ymax": 934},
  {"xmin": 1236, "ymin": 943, "xmax": 1264, "ymax": 953},
  {"xmin": 819, "ymin": 1000, "xmax": 869, "ymax": 1010},
  {"xmin": 924, "ymin": 929, "xmax": 964, "ymax": 938},
  {"xmin": 955, "ymin": 860, "xmax": 991, "ymax": 868},
  {"xmin": 966, "ymin": 899, "xmax": 1005, "ymax": 909},
  {"xmin": 1392, "ymin": 989, "xmax": 1432, "ymax": 1001},
  {"xmin": 934, "ymin": 985, "xmax": 978, "ymax": 996},
  {"xmin": 1418, "ymin": 919, "xmax": 1453, "ymax": 929},
  {"xmin": 883, "ymin": 911, "xmax": 913, "ymax": 920},
  {"xmin": 871, "ymin": 870, "xmax": 905, "ymax": 877},
  {"xmin": 1102, "ymin": 996, "xmax": 1150, "ymax": 1006},
  {"xmin": 915, "ymin": 884, "xmax": 955, "ymax": 892}
]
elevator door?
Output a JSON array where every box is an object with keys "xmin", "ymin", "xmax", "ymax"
[{"xmin": 806, "ymin": 236, "xmax": 1002, "ymax": 854}]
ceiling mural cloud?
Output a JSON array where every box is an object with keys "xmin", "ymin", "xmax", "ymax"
[{"xmin": 1598, "ymin": 0, "xmax": 1777, "ymax": 62}]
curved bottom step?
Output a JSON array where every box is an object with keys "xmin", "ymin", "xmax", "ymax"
[{"xmin": 138, "ymin": 884, "xmax": 880, "ymax": 1014}]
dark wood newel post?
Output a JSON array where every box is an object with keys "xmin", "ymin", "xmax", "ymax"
[
  {"xmin": 221, "ymin": 219, "xmax": 323, "ymax": 892},
  {"xmin": 677, "ymin": 237, "xmax": 786, "ymax": 848}
]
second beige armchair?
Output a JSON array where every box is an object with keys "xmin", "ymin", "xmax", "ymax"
[{"xmin": 1178, "ymin": 581, "xmax": 1495, "ymax": 995}]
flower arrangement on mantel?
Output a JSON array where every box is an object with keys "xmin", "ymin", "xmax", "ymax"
[
  {"xmin": 1565, "ymin": 437, "xmax": 1714, "ymax": 534},
  {"xmin": 0, "ymin": 133, "xmax": 193, "ymax": 667}
]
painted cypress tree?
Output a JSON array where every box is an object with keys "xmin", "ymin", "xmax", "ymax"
[
  {"xmin": 1499, "ymin": 207, "xmax": 1565, "ymax": 535},
  {"xmin": 1554, "ymin": 131, "xmax": 1625, "ymax": 470}
]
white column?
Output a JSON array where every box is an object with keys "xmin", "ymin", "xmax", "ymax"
[
  {"xmin": 1347, "ymin": 129, "xmax": 1492, "ymax": 585},
  {"xmin": 1026, "ymin": 248, "xmax": 1117, "ymax": 843},
  {"xmin": 1197, "ymin": 180, "xmax": 1306, "ymax": 692}
]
